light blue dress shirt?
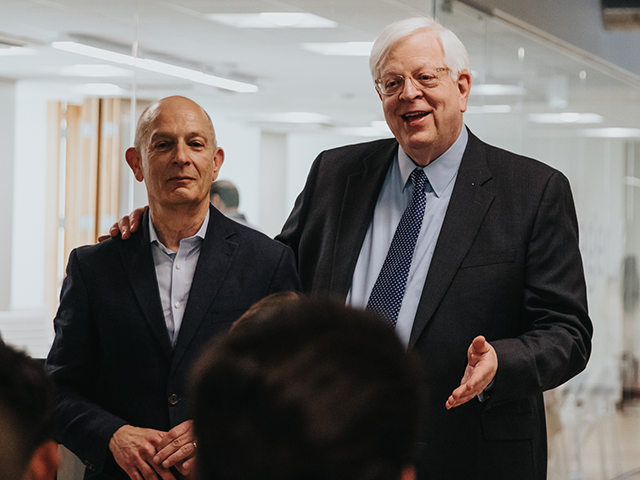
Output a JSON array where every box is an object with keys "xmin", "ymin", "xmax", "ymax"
[
  {"xmin": 347, "ymin": 127, "xmax": 468, "ymax": 346},
  {"xmin": 149, "ymin": 210, "xmax": 209, "ymax": 347}
]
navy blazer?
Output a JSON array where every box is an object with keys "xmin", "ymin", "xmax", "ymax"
[
  {"xmin": 47, "ymin": 206, "xmax": 300, "ymax": 478},
  {"xmin": 277, "ymin": 129, "xmax": 592, "ymax": 480}
]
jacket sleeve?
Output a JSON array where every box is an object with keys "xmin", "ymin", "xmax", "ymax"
[
  {"xmin": 45, "ymin": 248, "xmax": 128, "ymax": 474},
  {"xmin": 266, "ymin": 243, "xmax": 302, "ymax": 295},
  {"xmin": 275, "ymin": 150, "xmax": 324, "ymax": 264},
  {"xmin": 488, "ymin": 171, "xmax": 593, "ymax": 406}
]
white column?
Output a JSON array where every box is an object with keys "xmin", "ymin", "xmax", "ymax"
[
  {"xmin": 259, "ymin": 132, "xmax": 288, "ymax": 238},
  {"xmin": 0, "ymin": 80, "xmax": 15, "ymax": 311}
]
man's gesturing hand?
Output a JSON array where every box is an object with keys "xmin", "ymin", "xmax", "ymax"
[
  {"xmin": 109, "ymin": 425, "xmax": 176, "ymax": 480},
  {"xmin": 153, "ymin": 420, "xmax": 197, "ymax": 476},
  {"xmin": 446, "ymin": 336, "xmax": 498, "ymax": 410}
]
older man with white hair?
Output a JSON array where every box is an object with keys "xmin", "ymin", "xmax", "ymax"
[{"xmin": 277, "ymin": 17, "xmax": 592, "ymax": 480}]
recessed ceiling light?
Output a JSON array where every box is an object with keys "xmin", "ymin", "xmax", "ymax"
[
  {"xmin": 301, "ymin": 42, "xmax": 373, "ymax": 56},
  {"xmin": 465, "ymin": 105, "xmax": 512, "ymax": 114},
  {"xmin": 528, "ymin": 113, "xmax": 604, "ymax": 124},
  {"xmin": 471, "ymin": 84, "xmax": 525, "ymax": 96},
  {"xmin": 0, "ymin": 46, "xmax": 37, "ymax": 56},
  {"xmin": 51, "ymin": 42, "xmax": 258, "ymax": 93},
  {"xmin": 59, "ymin": 64, "xmax": 133, "ymax": 77},
  {"xmin": 208, "ymin": 13, "xmax": 337, "ymax": 28}
]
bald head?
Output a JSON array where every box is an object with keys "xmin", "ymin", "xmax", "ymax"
[{"xmin": 134, "ymin": 96, "xmax": 216, "ymax": 153}]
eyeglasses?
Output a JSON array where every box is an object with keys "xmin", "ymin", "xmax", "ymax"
[{"xmin": 375, "ymin": 68, "xmax": 451, "ymax": 96}]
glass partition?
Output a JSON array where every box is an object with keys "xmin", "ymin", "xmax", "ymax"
[{"xmin": 1, "ymin": 0, "xmax": 640, "ymax": 476}]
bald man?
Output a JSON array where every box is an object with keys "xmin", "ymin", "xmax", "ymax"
[{"xmin": 46, "ymin": 96, "xmax": 300, "ymax": 480}]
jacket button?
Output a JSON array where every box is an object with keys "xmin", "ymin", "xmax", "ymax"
[
  {"xmin": 83, "ymin": 460, "xmax": 96, "ymax": 471},
  {"xmin": 168, "ymin": 393, "xmax": 179, "ymax": 405}
]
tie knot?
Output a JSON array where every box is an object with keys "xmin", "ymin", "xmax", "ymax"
[{"xmin": 410, "ymin": 168, "xmax": 428, "ymax": 192}]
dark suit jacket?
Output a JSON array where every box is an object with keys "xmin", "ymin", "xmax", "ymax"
[
  {"xmin": 47, "ymin": 206, "xmax": 300, "ymax": 478},
  {"xmin": 276, "ymin": 129, "xmax": 592, "ymax": 480}
]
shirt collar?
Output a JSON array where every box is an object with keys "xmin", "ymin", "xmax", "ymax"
[
  {"xmin": 149, "ymin": 208, "xmax": 210, "ymax": 246},
  {"xmin": 397, "ymin": 126, "xmax": 468, "ymax": 197}
]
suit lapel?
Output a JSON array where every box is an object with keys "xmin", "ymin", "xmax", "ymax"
[
  {"xmin": 330, "ymin": 139, "xmax": 398, "ymax": 296},
  {"xmin": 119, "ymin": 210, "xmax": 173, "ymax": 360},
  {"xmin": 171, "ymin": 207, "xmax": 238, "ymax": 373},
  {"xmin": 408, "ymin": 131, "xmax": 495, "ymax": 349}
]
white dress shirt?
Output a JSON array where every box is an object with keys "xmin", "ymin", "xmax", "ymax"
[
  {"xmin": 347, "ymin": 127, "xmax": 468, "ymax": 346},
  {"xmin": 149, "ymin": 210, "xmax": 209, "ymax": 346}
]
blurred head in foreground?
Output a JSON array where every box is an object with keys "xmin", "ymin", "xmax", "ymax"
[
  {"xmin": 0, "ymin": 339, "xmax": 58, "ymax": 480},
  {"xmin": 191, "ymin": 298, "xmax": 423, "ymax": 480}
]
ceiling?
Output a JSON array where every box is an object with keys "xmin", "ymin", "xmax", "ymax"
[{"xmin": 1, "ymin": 0, "xmax": 640, "ymax": 136}]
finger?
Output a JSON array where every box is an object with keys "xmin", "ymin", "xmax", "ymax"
[
  {"xmin": 149, "ymin": 460, "xmax": 178, "ymax": 480},
  {"xmin": 445, "ymin": 384, "xmax": 470, "ymax": 409},
  {"xmin": 175, "ymin": 460, "xmax": 192, "ymax": 476},
  {"xmin": 137, "ymin": 460, "xmax": 161, "ymax": 480},
  {"xmin": 156, "ymin": 420, "xmax": 193, "ymax": 457},
  {"xmin": 161, "ymin": 441, "xmax": 196, "ymax": 469},
  {"xmin": 98, "ymin": 234, "xmax": 110, "ymax": 243},
  {"xmin": 128, "ymin": 214, "xmax": 138, "ymax": 234},
  {"xmin": 125, "ymin": 468, "xmax": 144, "ymax": 480},
  {"xmin": 118, "ymin": 217, "xmax": 131, "ymax": 239},
  {"xmin": 446, "ymin": 390, "xmax": 476, "ymax": 409},
  {"xmin": 129, "ymin": 206, "xmax": 148, "ymax": 234},
  {"xmin": 471, "ymin": 335, "xmax": 487, "ymax": 353}
]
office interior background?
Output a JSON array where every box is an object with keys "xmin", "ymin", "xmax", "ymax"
[{"xmin": 1, "ymin": 0, "xmax": 640, "ymax": 478}]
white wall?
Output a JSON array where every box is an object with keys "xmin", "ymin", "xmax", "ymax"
[
  {"xmin": 0, "ymin": 81, "xmax": 53, "ymax": 357},
  {"xmin": 0, "ymin": 80, "xmax": 16, "ymax": 312}
]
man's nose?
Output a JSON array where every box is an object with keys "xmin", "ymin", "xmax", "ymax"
[
  {"xmin": 174, "ymin": 141, "xmax": 190, "ymax": 164},
  {"xmin": 398, "ymin": 76, "xmax": 422, "ymax": 101}
]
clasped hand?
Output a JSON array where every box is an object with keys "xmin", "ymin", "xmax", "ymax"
[{"xmin": 109, "ymin": 420, "xmax": 197, "ymax": 480}]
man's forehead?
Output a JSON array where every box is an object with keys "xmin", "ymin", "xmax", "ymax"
[
  {"xmin": 147, "ymin": 105, "xmax": 212, "ymax": 134},
  {"xmin": 384, "ymin": 30, "xmax": 444, "ymax": 67}
]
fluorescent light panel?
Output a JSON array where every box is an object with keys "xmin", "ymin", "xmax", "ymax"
[
  {"xmin": 582, "ymin": 128, "xmax": 640, "ymax": 138},
  {"xmin": 51, "ymin": 42, "xmax": 258, "ymax": 93},
  {"xmin": 301, "ymin": 42, "xmax": 373, "ymax": 56},
  {"xmin": 208, "ymin": 13, "xmax": 336, "ymax": 28},
  {"xmin": 471, "ymin": 84, "xmax": 525, "ymax": 96},
  {"xmin": 72, "ymin": 83, "xmax": 127, "ymax": 95},
  {"xmin": 528, "ymin": 113, "xmax": 604, "ymax": 124}
]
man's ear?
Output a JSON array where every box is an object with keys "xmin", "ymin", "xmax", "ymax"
[
  {"xmin": 125, "ymin": 147, "xmax": 145, "ymax": 182},
  {"xmin": 24, "ymin": 440, "xmax": 59, "ymax": 480},
  {"xmin": 457, "ymin": 70, "xmax": 472, "ymax": 113},
  {"xmin": 210, "ymin": 147, "xmax": 225, "ymax": 182}
]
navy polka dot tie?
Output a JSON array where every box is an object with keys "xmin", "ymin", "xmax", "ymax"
[{"xmin": 366, "ymin": 168, "xmax": 429, "ymax": 327}]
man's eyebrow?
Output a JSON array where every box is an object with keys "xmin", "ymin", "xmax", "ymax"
[
  {"xmin": 149, "ymin": 131, "xmax": 208, "ymax": 141},
  {"xmin": 149, "ymin": 132, "xmax": 174, "ymax": 142}
]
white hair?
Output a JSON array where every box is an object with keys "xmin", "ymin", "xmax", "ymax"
[{"xmin": 369, "ymin": 17, "xmax": 471, "ymax": 82}]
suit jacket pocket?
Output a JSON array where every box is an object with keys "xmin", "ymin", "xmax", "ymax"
[
  {"xmin": 481, "ymin": 411, "xmax": 535, "ymax": 440},
  {"xmin": 460, "ymin": 249, "xmax": 516, "ymax": 268}
]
